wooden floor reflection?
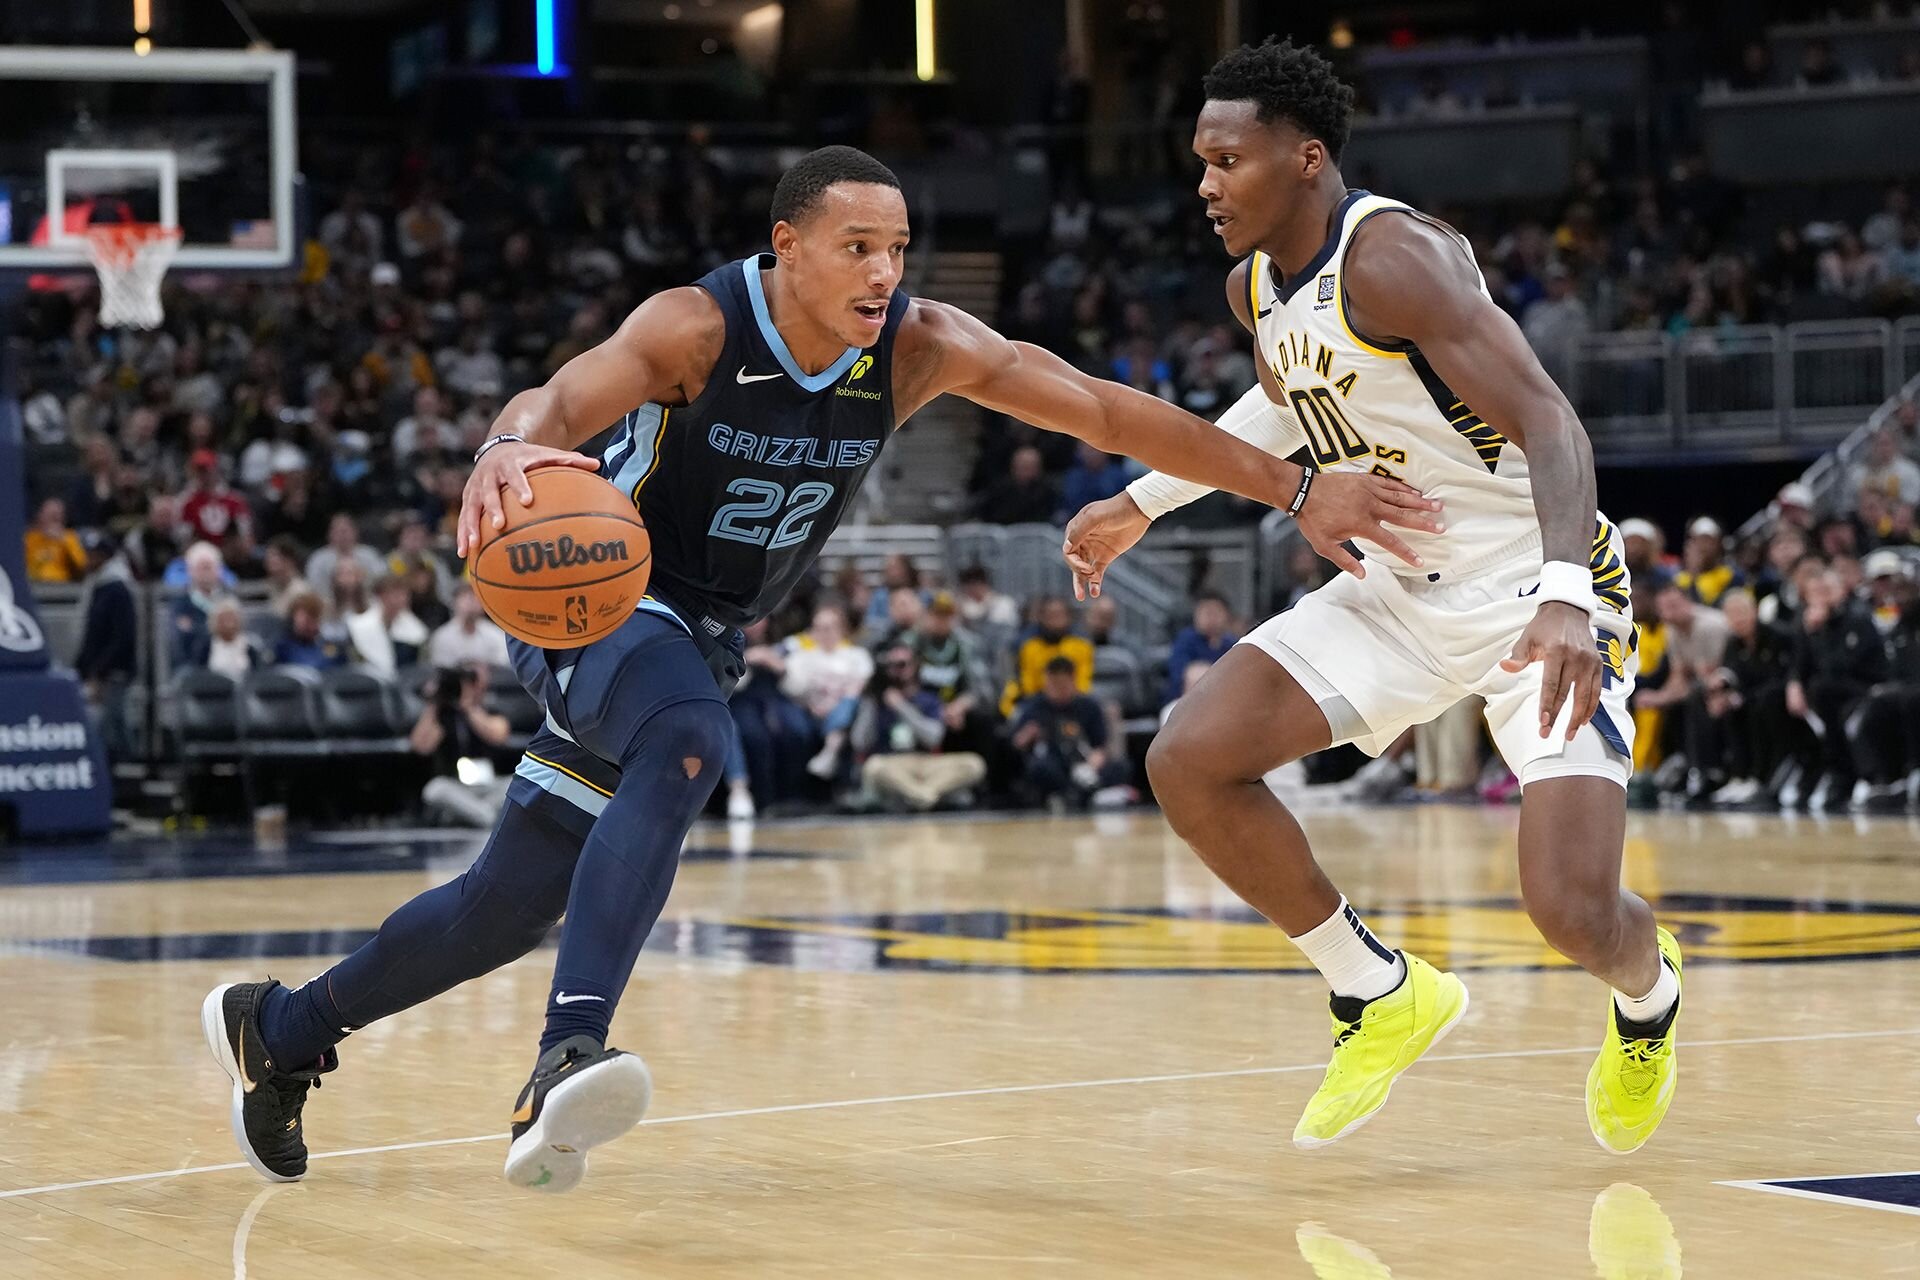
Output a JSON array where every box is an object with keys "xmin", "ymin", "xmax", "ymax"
[{"xmin": 1, "ymin": 804, "xmax": 1917, "ymax": 1276}]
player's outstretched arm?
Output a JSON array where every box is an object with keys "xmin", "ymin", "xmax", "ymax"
[
  {"xmin": 894, "ymin": 298, "xmax": 1443, "ymax": 584},
  {"xmin": 1344, "ymin": 214, "xmax": 1603, "ymax": 739},
  {"xmin": 456, "ymin": 287, "xmax": 724, "ymax": 557}
]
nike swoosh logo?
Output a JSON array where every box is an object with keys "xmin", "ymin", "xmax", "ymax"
[
  {"xmin": 1256, "ymin": 306, "xmax": 1272, "ymax": 319},
  {"xmin": 1519, "ymin": 583, "xmax": 1540, "ymax": 598},
  {"xmin": 554, "ymin": 992, "xmax": 605, "ymax": 1004},
  {"xmin": 736, "ymin": 369, "xmax": 783, "ymax": 384}
]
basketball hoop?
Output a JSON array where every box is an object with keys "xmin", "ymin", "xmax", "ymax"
[{"xmin": 83, "ymin": 223, "xmax": 182, "ymax": 329}]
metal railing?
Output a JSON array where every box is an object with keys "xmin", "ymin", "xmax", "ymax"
[
  {"xmin": 1737, "ymin": 370, "xmax": 1920, "ymax": 542},
  {"xmin": 1567, "ymin": 319, "xmax": 1912, "ymax": 455}
]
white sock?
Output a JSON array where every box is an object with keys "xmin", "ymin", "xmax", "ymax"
[
  {"xmin": 1291, "ymin": 897, "xmax": 1406, "ymax": 1001},
  {"xmin": 1613, "ymin": 957, "xmax": 1678, "ymax": 1026}
]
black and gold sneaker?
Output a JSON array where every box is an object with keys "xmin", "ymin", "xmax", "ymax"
[
  {"xmin": 503, "ymin": 1036, "xmax": 652, "ymax": 1193},
  {"xmin": 201, "ymin": 981, "xmax": 338, "ymax": 1182}
]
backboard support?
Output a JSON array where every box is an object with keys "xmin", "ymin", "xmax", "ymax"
[{"xmin": 0, "ymin": 46, "xmax": 297, "ymax": 273}]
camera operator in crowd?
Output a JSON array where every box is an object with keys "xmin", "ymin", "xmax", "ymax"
[{"xmin": 410, "ymin": 664, "xmax": 511, "ymax": 826}]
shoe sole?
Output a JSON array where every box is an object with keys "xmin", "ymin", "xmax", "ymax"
[
  {"xmin": 201, "ymin": 983, "xmax": 303, "ymax": 1184},
  {"xmin": 503, "ymin": 1054, "xmax": 653, "ymax": 1194},
  {"xmin": 1293, "ymin": 977, "xmax": 1472, "ymax": 1151}
]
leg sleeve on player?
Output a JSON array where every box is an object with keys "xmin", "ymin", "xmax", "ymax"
[{"xmin": 1124, "ymin": 385, "xmax": 1308, "ymax": 519}]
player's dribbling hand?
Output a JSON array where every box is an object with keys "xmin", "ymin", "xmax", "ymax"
[
  {"xmin": 1062, "ymin": 494, "xmax": 1152, "ymax": 600},
  {"xmin": 1294, "ymin": 472, "xmax": 1444, "ymax": 579},
  {"xmin": 1499, "ymin": 601, "xmax": 1602, "ymax": 740},
  {"xmin": 456, "ymin": 442, "xmax": 603, "ymax": 559}
]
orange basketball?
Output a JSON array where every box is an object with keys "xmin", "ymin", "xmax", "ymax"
[{"xmin": 469, "ymin": 466, "xmax": 652, "ymax": 648}]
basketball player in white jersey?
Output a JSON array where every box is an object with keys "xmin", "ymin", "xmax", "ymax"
[{"xmin": 1063, "ymin": 39, "xmax": 1681, "ymax": 1154}]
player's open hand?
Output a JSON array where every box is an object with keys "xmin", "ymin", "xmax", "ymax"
[
  {"xmin": 456, "ymin": 443, "xmax": 602, "ymax": 559},
  {"xmin": 1498, "ymin": 601, "xmax": 1602, "ymax": 740},
  {"xmin": 1294, "ymin": 471, "xmax": 1444, "ymax": 578},
  {"xmin": 1062, "ymin": 493, "xmax": 1152, "ymax": 600}
]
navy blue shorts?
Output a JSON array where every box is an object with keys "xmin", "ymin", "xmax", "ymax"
[{"xmin": 504, "ymin": 597, "xmax": 744, "ymax": 838}]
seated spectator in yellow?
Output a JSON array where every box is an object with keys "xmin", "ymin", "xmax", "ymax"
[
  {"xmin": 1001, "ymin": 596, "xmax": 1094, "ymax": 717},
  {"xmin": 23, "ymin": 498, "xmax": 88, "ymax": 584},
  {"xmin": 1674, "ymin": 516, "xmax": 1745, "ymax": 606}
]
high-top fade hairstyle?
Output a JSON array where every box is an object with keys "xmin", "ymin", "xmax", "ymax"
[
  {"xmin": 1202, "ymin": 38, "xmax": 1356, "ymax": 163},
  {"xmin": 769, "ymin": 146, "xmax": 903, "ymax": 229}
]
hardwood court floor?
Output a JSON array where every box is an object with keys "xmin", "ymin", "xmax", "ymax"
[{"xmin": 1, "ymin": 804, "xmax": 1919, "ymax": 1277}]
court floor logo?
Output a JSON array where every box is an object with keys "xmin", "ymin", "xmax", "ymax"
[{"xmin": 692, "ymin": 894, "xmax": 1920, "ymax": 974}]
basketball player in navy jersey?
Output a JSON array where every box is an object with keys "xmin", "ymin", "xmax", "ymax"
[{"xmin": 203, "ymin": 146, "xmax": 1443, "ymax": 1192}]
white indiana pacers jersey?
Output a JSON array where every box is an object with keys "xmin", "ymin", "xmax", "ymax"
[{"xmin": 1251, "ymin": 189, "xmax": 1619, "ymax": 599}]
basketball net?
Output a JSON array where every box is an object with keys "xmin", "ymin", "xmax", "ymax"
[{"xmin": 83, "ymin": 224, "xmax": 182, "ymax": 329}]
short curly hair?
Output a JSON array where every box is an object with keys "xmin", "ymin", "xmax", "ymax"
[
  {"xmin": 1202, "ymin": 38, "xmax": 1356, "ymax": 162},
  {"xmin": 770, "ymin": 146, "xmax": 902, "ymax": 229}
]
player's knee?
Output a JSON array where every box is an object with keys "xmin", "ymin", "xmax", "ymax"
[
  {"xmin": 1522, "ymin": 881, "xmax": 1622, "ymax": 961},
  {"xmin": 634, "ymin": 698, "xmax": 733, "ymax": 793},
  {"xmin": 1147, "ymin": 710, "xmax": 1213, "ymax": 810}
]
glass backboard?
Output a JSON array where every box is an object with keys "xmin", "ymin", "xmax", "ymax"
[{"xmin": 0, "ymin": 46, "xmax": 297, "ymax": 272}]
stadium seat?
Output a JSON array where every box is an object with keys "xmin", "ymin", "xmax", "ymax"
[
  {"xmin": 318, "ymin": 667, "xmax": 412, "ymax": 751},
  {"xmin": 238, "ymin": 666, "xmax": 329, "ymax": 756},
  {"xmin": 170, "ymin": 668, "xmax": 242, "ymax": 756}
]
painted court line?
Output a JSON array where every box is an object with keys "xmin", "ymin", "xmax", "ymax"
[
  {"xmin": 3, "ymin": 1024, "xmax": 1916, "ymax": 1202},
  {"xmin": 1715, "ymin": 1177, "xmax": 1920, "ymax": 1219}
]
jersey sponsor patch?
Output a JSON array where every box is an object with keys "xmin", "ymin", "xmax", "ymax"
[{"xmin": 1317, "ymin": 273, "xmax": 1336, "ymax": 303}]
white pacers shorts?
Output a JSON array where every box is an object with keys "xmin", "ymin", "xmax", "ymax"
[{"xmin": 1241, "ymin": 530, "xmax": 1638, "ymax": 788}]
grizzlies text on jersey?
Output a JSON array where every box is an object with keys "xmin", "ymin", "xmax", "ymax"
[{"xmin": 596, "ymin": 253, "xmax": 908, "ymax": 633}]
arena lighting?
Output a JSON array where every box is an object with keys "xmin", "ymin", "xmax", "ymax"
[
  {"xmin": 915, "ymin": 0, "xmax": 936, "ymax": 81},
  {"xmin": 740, "ymin": 3, "xmax": 781, "ymax": 31},
  {"xmin": 535, "ymin": 0, "xmax": 556, "ymax": 75},
  {"xmin": 133, "ymin": 0, "xmax": 152, "ymax": 54}
]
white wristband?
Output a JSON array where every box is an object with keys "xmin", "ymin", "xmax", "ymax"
[{"xmin": 1535, "ymin": 560, "xmax": 1597, "ymax": 615}]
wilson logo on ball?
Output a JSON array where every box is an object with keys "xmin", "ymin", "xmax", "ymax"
[{"xmin": 503, "ymin": 536, "xmax": 632, "ymax": 575}]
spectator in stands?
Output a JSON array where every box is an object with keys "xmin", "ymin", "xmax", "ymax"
[
  {"xmin": 64, "ymin": 437, "xmax": 123, "ymax": 533},
  {"xmin": 1162, "ymin": 592, "xmax": 1239, "ymax": 706},
  {"xmin": 783, "ymin": 604, "xmax": 874, "ymax": 780},
  {"xmin": 1638, "ymin": 581, "xmax": 1732, "ymax": 796},
  {"xmin": 1784, "ymin": 566, "xmax": 1887, "ymax": 809},
  {"xmin": 863, "ymin": 554, "xmax": 924, "ymax": 634},
  {"xmin": 1817, "ymin": 230, "xmax": 1886, "ymax": 302},
  {"xmin": 956, "ymin": 564, "xmax": 1020, "ymax": 640},
  {"xmin": 179, "ymin": 450, "xmax": 253, "ymax": 550},
  {"xmin": 1774, "ymin": 481, "xmax": 1819, "ymax": 536},
  {"xmin": 387, "ymin": 513, "xmax": 455, "ymax": 610},
  {"xmin": 274, "ymin": 591, "xmax": 349, "ymax": 670},
  {"xmin": 972, "ymin": 445, "xmax": 1057, "ymax": 525},
  {"xmin": 261, "ymin": 535, "xmax": 308, "ymax": 618},
  {"xmin": 306, "ymin": 513, "xmax": 387, "ymax": 607},
  {"xmin": 395, "ymin": 186, "xmax": 463, "ymax": 261},
  {"xmin": 1619, "ymin": 518, "xmax": 1670, "ymax": 583},
  {"xmin": 411, "ymin": 664, "xmax": 512, "ymax": 827},
  {"xmin": 867, "ymin": 586, "xmax": 925, "ymax": 654},
  {"xmin": 1686, "ymin": 589, "xmax": 1794, "ymax": 806},
  {"xmin": 191, "ymin": 597, "xmax": 271, "ymax": 681},
  {"xmin": 261, "ymin": 468, "xmax": 331, "ymax": 550},
  {"xmin": 1884, "ymin": 219, "xmax": 1920, "ymax": 292},
  {"xmin": 1754, "ymin": 524, "xmax": 1809, "ymax": 604},
  {"xmin": 1521, "ymin": 263, "xmax": 1590, "ymax": 390},
  {"xmin": 1849, "ymin": 429, "xmax": 1920, "ymax": 511},
  {"xmin": 1276, "ymin": 542, "xmax": 1329, "ymax": 612},
  {"xmin": 1010, "ymin": 656, "xmax": 1132, "ymax": 811},
  {"xmin": 392, "ymin": 387, "xmax": 461, "ymax": 465},
  {"xmin": 1674, "ymin": 516, "xmax": 1746, "ymax": 605},
  {"xmin": 1055, "ymin": 443, "xmax": 1132, "ymax": 525},
  {"xmin": 849, "ymin": 644, "xmax": 987, "ymax": 812},
  {"xmin": 1849, "ymin": 554, "xmax": 1920, "ymax": 807},
  {"xmin": 122, "ymin": 493, "xmax": 182, "ymax": 583},
  {"xmin": 319, "ymin": 187, "xmax": 383, "ymax": 260},
  {"xmin": 1798, "ymin": 38, "xmax": 1845, "ymax": 88},
  {"xmin": 1728, "ymin": 41, "xmax": 1776, "ymax": 91},
  {"xmin": 1001, "ymin": 596, "xmax": 1094, "ymax": 716},
  {"xmin": 73, "ymin": 532, "xmax": 139, "ymax": 760},
  {"xmin": 23, "ymin": 498, "xmax": 87, "ymax": 584},
  {"xmin": 345, "ymin": 572, "xmax": 430, "ymax": 675},
  {"xmin": 427, "ymin": 584, "xmax": 510, "ymax": 670},
  {"xmin": 904, "ymin": 592, "xmax": 1000, "ymax": 760},
  {"xmin": 730, "ymin": 619, "xmax": 818, "ymax": 810},
  {"xmin": 437, "ymin": 327, "xmax": 505, "ymax": 399},
  {"xmin": 168, "ymin": 541, "xmax": 229, "ymax": 667},
  {"xmin": 1083, "ymin": 595, "xmax": 1121, "ymax": 647}
]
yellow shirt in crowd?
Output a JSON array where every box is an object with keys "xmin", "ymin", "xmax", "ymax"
[{"xmin": 23, "ymin": 529, "xmax": 87, "ymax": 584}]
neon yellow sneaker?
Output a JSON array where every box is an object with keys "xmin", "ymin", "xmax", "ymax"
[
  {"xmin": 1293, "ymin": 951, "xmax": 1469, "ymax": 1150},
  {"xmin": 1587, "ymin": 926, "xmax": 1682, "ymax": 1155},
  {"xmin": 1587, "ymin": 1183, "xmax": 1682, "ymax": 1279}
]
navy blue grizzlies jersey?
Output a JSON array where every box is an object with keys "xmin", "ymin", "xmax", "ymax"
[{"xmin": 595, "ymin": 254, "xmax": 909, "ymax": 635}]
